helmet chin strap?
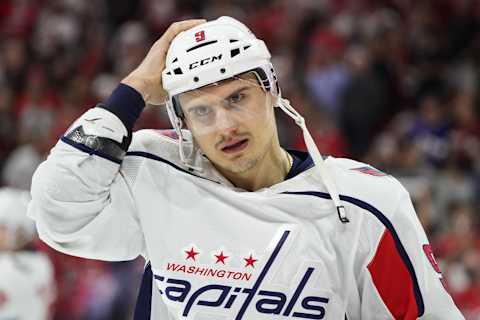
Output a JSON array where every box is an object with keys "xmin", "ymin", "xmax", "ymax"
[{"xmin": 276, "ymin": 97, "xmax": 349, "ymax": 224}]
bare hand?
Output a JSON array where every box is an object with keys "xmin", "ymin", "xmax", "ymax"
[{"xmin": 121, "ymin": 19, "xmax": 206, "ymax": 105}]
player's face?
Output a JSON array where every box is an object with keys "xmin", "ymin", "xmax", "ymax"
[{"xmin": 179, "ymin": 73, "xmax": 277, "ymax": 174}]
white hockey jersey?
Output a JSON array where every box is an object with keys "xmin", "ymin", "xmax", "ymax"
[
  {"xmin": 28, "ymin": 104, "xmax": 464, "ymax": 320},
  {"xmin": 0, "ymin": 251, "xmax": 55, "ymax": 320}
]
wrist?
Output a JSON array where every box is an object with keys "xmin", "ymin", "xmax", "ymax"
[
  {"xmin": 101, "ymin": 83, "xmax": 146, "ymax": 132},
  {"xmin": 120, "ymin": 76, "xmax": 150, "ymax": 102}
]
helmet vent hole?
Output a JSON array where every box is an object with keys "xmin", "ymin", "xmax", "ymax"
[
  {"xmin": 229, "ymin": 39, "xmax": 239, "ymax": 43},
  {"xmin": 243, "ymin": 45, "xmax": 251, "ymax": 50},
  {"xmin": 166, "ymin": 71, "xmax": 171, "ymax": 75},
  {"xmin": 220, "ymin": 68, "xmax": 226, "ymax": 73},
  {"xmin": 173, "ymin": 68, "xmax": 183, "ymax": 75},
  {"xmin": 172, "ymin": 57, "xmax": 178, "ymax": 63},
  {"xmin": 230, "ymin": 48, "xmax": 240, "ymax": 57},
  {"xmin": 194, "ymin": 76, "xmax": 199, "ymax": 82}
]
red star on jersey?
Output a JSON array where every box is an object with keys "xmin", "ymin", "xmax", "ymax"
[
  {"xmin": 244, "ymin": 254, "xmax": 258, "ymax": 268},
  {"xmin": 185, "ymin": 247, "xmax": 199, "ymax": 261},
  {"xmin": 214, "ymin": 251, "xmax": 229, "ymax": 264}
]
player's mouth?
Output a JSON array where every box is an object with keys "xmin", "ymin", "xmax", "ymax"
[{"xmin": 220, "ymin": 138, "xmax": 249, "ymax": 154}]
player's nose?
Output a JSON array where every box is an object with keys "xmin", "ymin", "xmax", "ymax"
[{"xmin": 215, "ymin": 107, "xmax": 239, "ymax": 132}]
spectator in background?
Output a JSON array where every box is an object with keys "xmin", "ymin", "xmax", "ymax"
[
  {"xmin": 408, "ymin": 81, "xmax": 451, "ymax": 167},
  {"xmin": 340, "ymin": 42, "xmax": 389, "ymax": 159},
  {"xmin": 1, "ymin": 38, "xmax": 29, "ymax": 93},
  {"xmin": 434, "ymin": 202, "xmax": 480, "ymax": 311},
  {"xmin": 1, "ymin": 67, "xmax": 54, "ymax": 190},
  {"xmin": 110, "ymin": 21, "xmax": 149, "ymax": 78},
  {"xmin": 450, "ymin": 89, "xmax": 480, "ymax": 172},
  {"xmin": 306, "ymin": 23, "xmax": 349, "ymax": 122},
  {"xmin": 32, "ymin": 0, "xmax": 80, "ymax": 62},
  {"xmin": 0, "ymin": 0, "xmax": 41, "ymax": 39},
  {"xmin": 0, "ymin": 86, "xmax": 17, "ymax": 170},
  {"xmin": 1, "ymin": 135, "xmax": 44, "ymax": 190},
  {"xmin": 340, "ymin": 7, "xmax": 405, "ymax": 159}
]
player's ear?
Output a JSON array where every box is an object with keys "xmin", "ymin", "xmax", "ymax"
[{"xmin": 266, "ymin": 92, "xmax": 277, "ymax": 110}]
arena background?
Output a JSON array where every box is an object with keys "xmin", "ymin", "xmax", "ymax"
[{"xmin": 0, "ymin": 0, "xmax": 479, "ymax": 318}]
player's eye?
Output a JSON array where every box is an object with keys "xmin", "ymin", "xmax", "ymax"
[
  {"xmin": 228, "ymin": 92, "xmax": 244, "ymax": 105},
  {"xmin": 189, "ymin": 105, "xmax": 212, "ymax": 118}
]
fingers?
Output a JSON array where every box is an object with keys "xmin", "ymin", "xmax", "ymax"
[
  {"xmin": 162, "ymin": 19, "xmax": 207, "ymax": 45},
  {"xmin": 124, "ymin": 19, "xmax": 206, "ymax": 105}
]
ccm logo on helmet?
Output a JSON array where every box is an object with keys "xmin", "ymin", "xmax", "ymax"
[{"xmin": 189, "ymin": 54, "xmax": 223, "ymax": 70}]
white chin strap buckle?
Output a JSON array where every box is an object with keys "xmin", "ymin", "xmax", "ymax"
[{"xmin": 337, "ymin": 206, "xmax": 349, "ymax": 224}]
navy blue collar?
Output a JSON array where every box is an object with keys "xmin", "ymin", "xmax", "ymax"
[{"xmin": 285, "ymin": 150, "xmax": 314, "ymax": 180}]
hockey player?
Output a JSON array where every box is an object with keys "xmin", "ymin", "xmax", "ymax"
[
  {"xmin": 0, "ymin": 188, "xmax": 55, "ymax": 320},
  {"xmin": 28, "ymin": 17, "xmax": 464, "ymax": 319}
]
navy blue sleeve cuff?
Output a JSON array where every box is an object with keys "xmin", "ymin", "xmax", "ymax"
[{"xmin": 100, "ymin": 83, "xmax": 146, "ymax": 132}]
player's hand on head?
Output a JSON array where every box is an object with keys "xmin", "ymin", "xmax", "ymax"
[{"xmin": 121, "ymin": 19, "xmax": 206, "ymax": 105}]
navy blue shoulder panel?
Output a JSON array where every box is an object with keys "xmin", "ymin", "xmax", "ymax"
[
  {"xmin": 125, "ymin": 151, "xmax": 219, "ymax": 184},
  {"xmin": 281, "ymin": 191, "xmax": 425, "ymax": 317},
  {"xmin": 125, "ymin": 149, "xmax": 311, "ymax": 183},
  {"xmin": 134, "ymin": 262, "xmax": 153, "ymax": 320},
  {"xmin": 126, "ymin": 151, "xmax": 192, "ymax": 175},
  {"xmin": 285, "ymin": 150, "xmax": 314, "ymax": 180}
]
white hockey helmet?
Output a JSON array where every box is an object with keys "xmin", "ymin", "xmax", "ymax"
[
  {"xmin": 162, "ymin": 16, "xmax": 279, "ymax": 101},
  {"xmin": 0, "ymin": 188, "xmax": 35, "ymax": 250}
]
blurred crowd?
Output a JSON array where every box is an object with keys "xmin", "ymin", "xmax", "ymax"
[{"xmin": 0, "ymin": 0, "xmax": 479, "ymax": 319}]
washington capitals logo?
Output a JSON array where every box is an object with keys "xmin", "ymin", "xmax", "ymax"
[{"xmin": 153, "ymin": 231, "xmax": 330, "ymax": 319}]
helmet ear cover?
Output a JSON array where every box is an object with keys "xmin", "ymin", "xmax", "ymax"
[
  {"xmin": 172, "ymin": 96, "xmax": 184, "ymax": 119},
  {"xmin": 172, "ymin": 67, "xmax": 276, "ymax": 119}
]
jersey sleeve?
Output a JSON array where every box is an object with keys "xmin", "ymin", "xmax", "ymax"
[
  {"xmin": 359, "ymin": 187, "xmax": 465, "ymax": 319},
  {"xmin": 28, "ymin": 85, "xmax": 146, "ymax": 261}
]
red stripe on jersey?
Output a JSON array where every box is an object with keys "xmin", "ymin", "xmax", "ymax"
[{"xmin": 367, "ymin": 230, "xmax": 418, "ymax": 319}]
